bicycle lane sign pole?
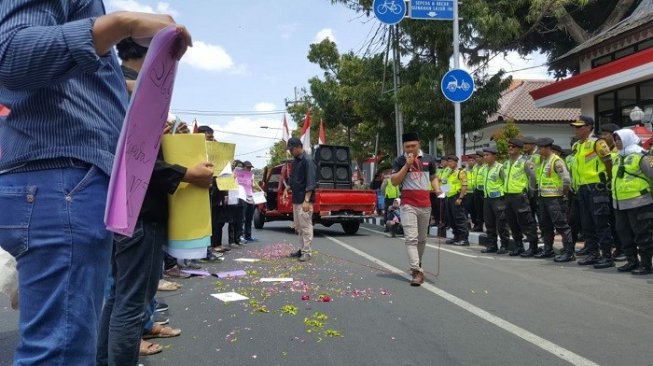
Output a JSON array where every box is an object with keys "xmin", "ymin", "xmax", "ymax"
[{"xmin": 373, "ymin": 0, "xmax": 407, "ymax": 25}]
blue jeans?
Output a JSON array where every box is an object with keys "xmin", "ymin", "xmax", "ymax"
[
  {"xmin": 142, "ymin": 298, "xmax": 157, "ymax": 334},
  {"xmin": 0, "ymin": 166, "xmax": 112, "ymax": 366},
  {"xmin": 96, "ymin": 220, "xmax": 165, "ymax": 366}
]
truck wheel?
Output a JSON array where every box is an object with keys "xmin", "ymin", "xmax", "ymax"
[
  {"xmin": 253, "ymin": 208, "xmax": 265, "ymax": 229},
  {"xmin": 341, "ymin": 221, "xmax": 360, "ymax": 235}
]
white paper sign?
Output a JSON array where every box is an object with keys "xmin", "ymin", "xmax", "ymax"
[
  {"xmin": 227, "ymin": 190, "xmax": 239, "ymax": 205},
  {"xmin": 252, "ymin": 191, "xmax": 267, "ymax": 205},
  {"xmin": 211, "ymin": 292, "xmax": 249, "ymax": 303},
  {"xmin": 234, "ymin": 258, "xmax": 261, "ymax": 263}
]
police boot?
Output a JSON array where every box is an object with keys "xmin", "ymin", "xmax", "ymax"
[
  {"xmin": 631, "ymin": 253, "xmax": 652, "ymax": 275},
  {"xmin": 593, "ymin": 252, "xmax": 615, "ymax": 269},
  {"xmin": 520, "ymin": 248, "xmax": 537, "ymax": 258},
  {"xmin": 535, "ymin": 244, "xmax": 555, "ymax": 258},
  {"xmin": 482, "ymin": 246, "xmax": 498, "ymax": 254},
  {"xmin": 617, "ymin": 257, "xmax": 639, "ymax": 272},
  {"xmin": 577, "ymin": 251, "xmax": 601, "ymax": 266},
  {"xmin": 554, "ymin": 250, "xmax": 575, "ymax": 263},
  {"xmin": 612, "ymin": 249, "xmax": 627, "ymax": 262}
]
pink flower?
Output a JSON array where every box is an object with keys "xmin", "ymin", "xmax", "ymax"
[
  {"xmin": 321, "ymin": 295, "xmax": 332, "ymax": 303},
  {"xmin": 301, "ymin": 295, "xmax": 310, "ymax": 301}
]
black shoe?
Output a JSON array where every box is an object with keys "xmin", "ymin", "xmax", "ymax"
[
  {"xmin": 593, "ymin": 256, "xmax": 615, "ymax": 269},
  {"xmin": 445, "ymin": 238, "xmax": 457, "ymax": 245},
  {"xmin": 155, "ymin": 302, "xmax": 169, "ymax": 313},
  {"xmin": 534, "ymin": 250, "xmax": 555, "ymax": 259},
  {"xmin": 472, "ymin": 225, "xmax": 484, "ymax": 232},
  {"xmin": 520, "ymin": 249, "xmax": 537, "ymax": 258},
  {"xmin": 289, "ymin": 249, "xmax": 302, "ymax": 258},
  {"xmin": 631, "ymin": 265, "xmax": 652, "ymax": 275},
  {"xmin": 509, "ymin": 248, "xmax": 524, "ymax": 256},
  {"xmin": 577, "ymin": 252, "xmax": 600, "ymax": 266},
  {"xmin": 554, "ymin": 252, "xmax": 575, "ymax": 263},
  {"xmin": 613, "ymin": 250, "xmax": 627, "ymax": 262},
  {"xmin": 617, "ymin": 260, "xmax": 639, "ymax": 272},
  {"xmin": 482, "ymin": 246, "xmax": 498, "ymax": 254},
  {"xmin": 575, "ymin": 247, "xmax": 589, "ymax": 255},
  {"xmin": 454, "ymin": 240, "xmax": 470, "ymax": 246},
  {"xmin": 497, "ymin": 248, "xmax": 508, "ymax": 255}
]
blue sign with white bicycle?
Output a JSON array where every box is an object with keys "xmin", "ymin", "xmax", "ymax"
[
  {"xmin": 373, "ymin": 0, "xmax": 406, "ymax": 25},
  {"xmin": 440, "ymin": 69, "xmax": 475, "ymax": 103},
  {"xmin": 410, "ymin": 0, "xmax": 454, "ymax": 20}
]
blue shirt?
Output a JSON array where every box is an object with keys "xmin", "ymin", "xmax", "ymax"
[{"xmin": 0, "ymin": 0, "xmax": 128, "ymax": 176}]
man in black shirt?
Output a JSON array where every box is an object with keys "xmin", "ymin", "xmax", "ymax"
[{"xmin": 283, "ymin": 138, "xmax": 317, "ymax": 262}]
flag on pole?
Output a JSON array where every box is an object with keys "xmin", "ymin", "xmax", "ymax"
[
  {"xmin": 300, "ymin": 108, "xmax": 312, "ymax": 154},
  {"xmin": 318, "ymin": 119, "xmax": 326, "ymax": 145},
  {"xmin": 192, "ymin": 118, "xmax": 199, "ymax": 134},
  {"xmin": 282, "ymin": 114, "xmax": 290, "ymax": 144}
]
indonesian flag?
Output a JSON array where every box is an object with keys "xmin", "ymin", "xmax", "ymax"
[
  {"xmin": 300, "ymin": 108, "xmax": 312, "ymax": 154},
  {"xmin": 318, "ymin": 119, "xmax": 326, "ymax": 145},
  {"xmin": 282, "ymin": 114, "xmax": 290, "ymax": 144},
  {"xmin": 192, "ymin": 119, "xmax": 199, "ymax": 133}
]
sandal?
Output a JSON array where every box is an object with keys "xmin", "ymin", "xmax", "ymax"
[
  {"xmin": 158, "ymin": 280, "xmax": 179, "ymax": 292},
  {"xmin": 139, "ymin": 340, "xmax": 162, "ymax": 356},
  {"xmin": 142, "ymin": 323, "xmax": 182, "ymax": 339}
]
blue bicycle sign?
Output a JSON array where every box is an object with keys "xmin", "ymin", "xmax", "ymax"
[
  {"xmin": 440, "ymin": 69, "xmax": 475, "ymax": 103},
  {"xmin": 373, "ymin": 0, "xmax": 406, "ymax": 25}
]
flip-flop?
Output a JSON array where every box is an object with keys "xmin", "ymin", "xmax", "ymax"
[
  {"xmin": 157, "ymin": 281, "xmax": 179, "ymax": 292},
  {"xmin": 139, "ymin": 340, "xmax": 162, "ymax": 356},
  {"xmin": 142, "ymin": 324, "xmax": 182, "ymax": 340}
]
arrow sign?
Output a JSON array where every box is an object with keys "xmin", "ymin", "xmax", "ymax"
[{"xmin": 410, "ymin": 0, "xmax": 454, "ymax": 20}]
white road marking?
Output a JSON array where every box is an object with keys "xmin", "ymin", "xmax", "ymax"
[{"xmin": 324, "ymin": 234, "xmax": 600, "ymax": 366}]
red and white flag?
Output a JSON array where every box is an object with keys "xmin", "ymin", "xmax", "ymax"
[
  {"xmin": 300, "ymin": 108, "xmax": 312, "ymax": 154},
  {"xmin": 282, "ymin": 114, "xmax": 290, "ymax": 144},
  {"xmin": 192, "ymin": 119, "xmax": 199, "ymax": 134},
  {"xmin": 318, "ymin": 119, "xmax": 326, "ymax": 145}
]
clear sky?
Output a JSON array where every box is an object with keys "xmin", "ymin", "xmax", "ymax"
[{"xmin": 107, "ymin": 0, "xmax": 549, "ymax": 167}]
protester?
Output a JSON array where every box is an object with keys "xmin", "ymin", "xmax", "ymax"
[
  {"xmin": 0, "ymin": 5, "xmax": 192, "ymax": 365},
  {"xmin": 242, "ymin": 161, "xmax": 262, "ymax": 242},
  {"xmin": 230, "ymin": 160, "xmax": 248, "ymax": 246},
  {"xmin": 284, "ymin": 138, "xmax": 317, "ymax": 262},
  {"xmin": 391, "ymin": 132, "xmax": 440, "ymax": 286},
  {"xmin": 381, "ymin": 174, "xmax": 401, "ymax": 229}
]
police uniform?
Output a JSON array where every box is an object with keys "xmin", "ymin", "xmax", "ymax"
[
  {"xmin": 438, "ymin": 159, "xmax": 454, "ymax": 231},
  {"xmin": 480, "ymin": 147, "xmax": 511, "ymax": 254},
  {"xmin": 523, "ymin": 136, "xmax": 542, "ymax": 225},
  {"xmin": 536, "ymin": 138, "xmax": 575, "ymax": 262},
  {"xmin": 601, "ymin": 123, "xmax": 626, "ymax": 262},
  {"xmin": 564, "ymin": 147, "xmax": 582, "ymax": 245},
  {"xmin": 503, "ymin": 138, "xmax": 539, "ymax": 257},
  {"xmin": 611, "ymin": 129, "xmax": 653, "ymax": 275},
  {"xmin": 472, "ymin": 150, "xmax": 487, "ymax": 232},
  {"xmin": 443, "ymin": 156, "xmax": 470, "ymax": 245},
  {"xmin": 570, "ymin": 116, "xmax": 615, "ymax": 267}
]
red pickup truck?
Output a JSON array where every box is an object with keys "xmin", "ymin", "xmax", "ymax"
[{"xmin": 253, "ymin": 161, "xmax": 377, "ymax": 234}]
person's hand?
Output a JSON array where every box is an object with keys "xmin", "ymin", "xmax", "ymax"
[
  {"xmin": 455, "ymin": 198, "xmax": 463, "ymax": 206},
  {"xmin": 183, "ymin": 162, "xmax": 214, "ymax": 188},
  {"xmin": 435, "ymin": 189, "xmax": 443, "ymax": 196},
  {"xmin": 282, "ymin": 189, "xmax": 289, "ymax": 203},
  {"xmin": 176, "ymin": 122, "xmax": 189, "ymax": 134},
  {"xmin": 125, "ymin": 79, "xmax": 136, "ymax": 94},
  {"xmin": 405, "ymin": 153, "xmax": 415, "ymax": 168},
  {"xmin": 162, "ymin": 123, "xmax": 172, "ymax": 135},
  {"xmin": 302, "ymin": 201, "xmax": 310, "ymax": 212},
  {"xmin": 124, "ymin": 12, "xmax": 193, "ymax": 59}
]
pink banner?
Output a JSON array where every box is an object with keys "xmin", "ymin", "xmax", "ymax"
[
  {"xmin": 105, "ymin": 26, "xmax": 181, "ymax": 237},
  {"xmin": 235, "ymin": 168, "xmax": 253, "ymax": 196}
]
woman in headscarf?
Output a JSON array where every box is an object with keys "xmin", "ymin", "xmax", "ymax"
[{"xmin": 611, "ymin": 129, "xmax": 653, "ymax": 275}]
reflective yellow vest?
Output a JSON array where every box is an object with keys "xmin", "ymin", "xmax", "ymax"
[
  {"xmin": 539, "ymin": 155, "xmax": 564, "ymax": 197},
  {"xmin": 384, "ymin": 178, "xmax": 400, "ymax": 199},
  {"xmin": 438, "ymin": 167, "xmax": 452, "ymax": 184},
  {"xmin": 527, "ymin": 153, "xmax": 543, "ymax": 184},
  {"xmin": 504, "ymin": 156, "xmax": 529, "ymax": 194},
  {"xmin": 612, "ymin": 153, "xmax": 650, "ymax": 204},
  {"xmin": 484, "ymin": 163, "xmax": 504, "ymax": 198},
  {"xmin": 572, "ymin": 138, "xmax": 608, "ymax": 185},
  {"xmin": 475, "ymin": 164, "xmax": 487, "ymax": 191},
  {"xmin": 565, "ymin": 155, "xmax": 577, "ymax": 192},
  {"xmin": 447, "ymin": 169, "xmax": 464, "ymax": 197},
  {"xmin": 467, "ymin": 166, "xmax": 476, "ymax": 191}
]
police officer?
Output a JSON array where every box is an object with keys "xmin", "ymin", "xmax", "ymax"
[
  {"xmin": 600, "ymin": 123, "xmax": 627, "ymax": 262},
  {"xmin": 611, "ymin": 129, "xmax": 653, "ymax": 275},
  {"xmin": 438, "ymin": 156, "xmax": 454, "ymax": 233},
  {"xmin": 480, "ymin": 147, "xmax": 511, "ymax": 254},
  {"xmin": 522, "ymin": 136, "xmax": 542, "ymax": 224},
  {"xmin": 443, "ymin": 156, "xmax": 470, "ymax": 246},
  {"xmin": 503, "ymin": 138, "xmax": 539, "ymax": 257},
  {"xmin": 472, "ymin": 151, "xmax": 487, "ymax": 232},
  {"xmin": 570, "ymin": 116, "xmax": 615, "ymax": 267},
  {"xmin": 566, "ymin": 138, "xmax": 584, "ymax": 249},
  {"xmin": 465, "ymin": 155, "xmax": 477, "ymax": 229},
  {"xmin": 536, "ymin": 138, "xmax": 575, "ymax": 262}
]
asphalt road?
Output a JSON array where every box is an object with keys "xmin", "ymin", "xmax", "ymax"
[{"xmin": 1, "ymin": 222, "xmax": 652, "ymax": 366}]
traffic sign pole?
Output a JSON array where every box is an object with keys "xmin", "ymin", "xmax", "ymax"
[{"xmin": 453, "ymin": 0, "xmax": 462, "ymax": 163}]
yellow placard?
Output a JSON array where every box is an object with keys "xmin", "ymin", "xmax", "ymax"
[
  {"xmin": 161, "ymin": 134, "xmax": 211, "ymax": 241},
  {"xmin": 206, "ymin": 141, "xmax": 238, "ymax": 190}
]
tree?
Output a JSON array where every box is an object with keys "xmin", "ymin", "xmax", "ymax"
[
  {"xmin": 267, "ymin": 140, "xmax": 291, "ymax": 168},
  {"xmin": 490, "ymin": 120, "xmax": 522, "ymax": 161}
]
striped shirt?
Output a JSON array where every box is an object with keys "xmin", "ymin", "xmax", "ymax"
[
  {"xmin": 392, "ymin": 151, "xmax": 437, "ymax": 208},
  {"xmin": 0, "ymin": 0, "xmax": 128, "ymax": 176}
]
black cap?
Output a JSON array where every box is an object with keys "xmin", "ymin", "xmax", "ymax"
[
  {"xmin": 448, "ymin": 155, "xmax": 459, "ymax": 162},
  {"xmin": 508, "ymin": 138, "xmax": 524, "ymax": 147},
  {"xmin": 243, "ymin": 161, "xmax": 253, "ymax": 168},
  {"xmin": 551, "ymin": 144, "xmax": 562, "ymax": 153},
  {"xmin": 197, "ymin": 125, "xmax": 213, "ymax": 134},
  {"xmin": 571, "ymin": 115, "xmax": 594, "ymax": 127},
  {"xmin": 286, "ymin": 137, "xmax": 302, "ymax": 150},
  {"xmin": 536, "ymin": 137, "xmax": 554, "ymax": 147},
  {"xmin": 562, "ymin": 148, "xmax": 573, "ymax": 156},
  {"xmin": 483, "ymin": 146, "xmax": 497, "ymax": 155},
  {"xmin": 521, "ymin": 136, "xmax": 537, "ymax": 145},
  {"xmin": 475, "ymin": 150, "xmax": 484, "ymax": 156},
  {"xmin": 600, "ymin": 123, "xmax": 619, "ymax": 133},
  {"xmin": 402, "ymin": 132, "xmax": 419, "ymax": 143}
]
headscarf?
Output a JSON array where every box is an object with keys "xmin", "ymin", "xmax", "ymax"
[{"xmin": 614, "ymin": 128, "xmax": 644, "ymax": 156}]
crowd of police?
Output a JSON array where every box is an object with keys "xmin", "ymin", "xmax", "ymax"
[{"xmin": 428, "ymin": 116, "xmax": 653, "ymax": 275}]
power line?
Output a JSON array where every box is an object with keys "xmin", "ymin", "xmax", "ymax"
[
  {"xmin": 212, "ymin": 129, "xmax": 280, "ymax": 140},
  {"xmin": 172, "ymin": 109, "xmax": 286, "ymax": 117}
]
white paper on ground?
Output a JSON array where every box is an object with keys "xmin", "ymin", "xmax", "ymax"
[
  {"xmin": 211, "ymin": 292, "xmax": 249, "ymax": 303},
  {"xmin": 234, "ymin": 258, "xmax": 261, "ymax": 263},
  {"xmin": 259, "ymin": 278, "xmax": 293, "ymax": 282}
]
